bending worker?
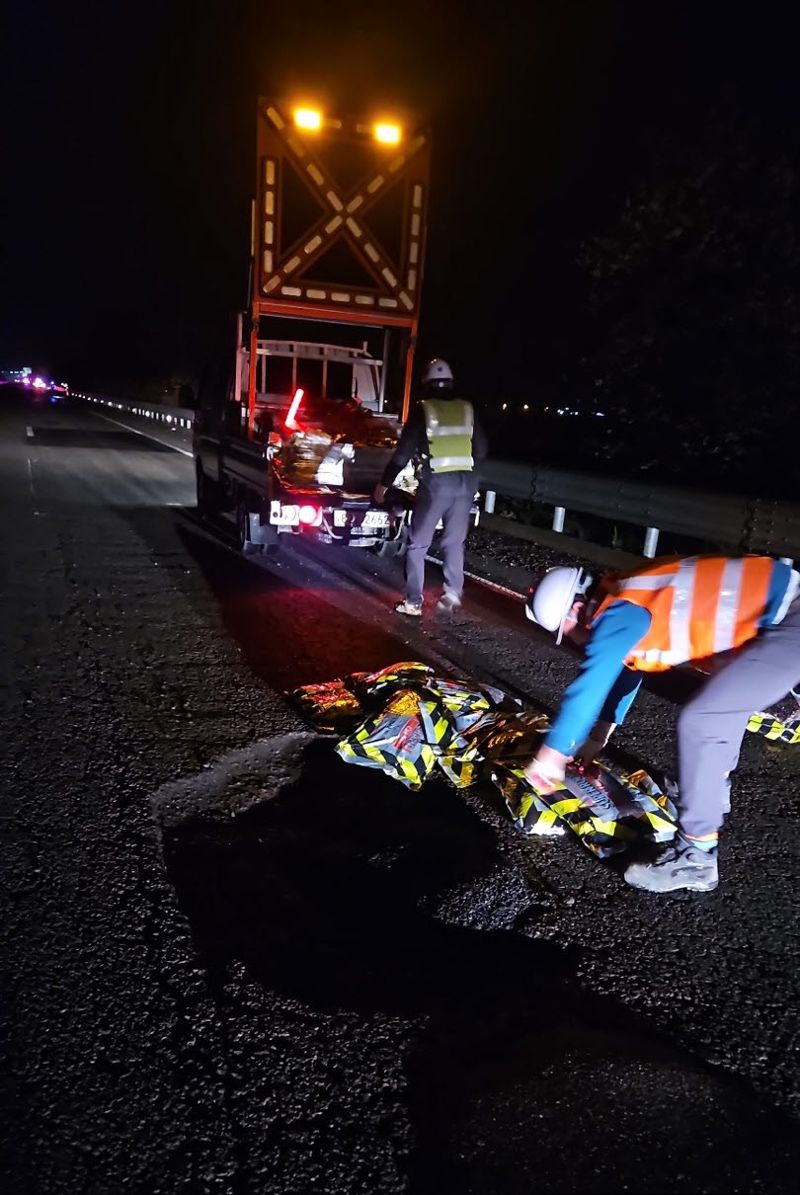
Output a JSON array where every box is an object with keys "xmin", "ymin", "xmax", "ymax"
[
  {"xmin": 374, "ymin": 358, "xmax": 487, "ymax": 617},
  {"xmin": 523, "ymin": 555, "xmax": 800, "ymax": 893}
]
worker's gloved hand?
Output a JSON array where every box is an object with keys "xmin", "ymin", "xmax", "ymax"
[
  {"xmin": 574, "ymin": 720, "xmax": 616, "ymax": 767},
  {"xmin": 522, "ymin": 744, "xmax": 570, "ymax": 795},
  {"xmin": 373, "ymin": 483, "xmax": 388, "ymax": 504}
]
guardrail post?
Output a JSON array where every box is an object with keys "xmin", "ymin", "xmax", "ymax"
[
  {"xmin": 484, "ymin": 490, "xmax": 496, "ymax": 514},
  {"xmin": 643, "ymin": 526, "xmax": 660, "ymax": 558},
  {"xmin": 552, "ymin": 506, "xmax": 566, "ymax": 533}
]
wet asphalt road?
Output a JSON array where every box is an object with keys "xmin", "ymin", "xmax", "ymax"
[{"xmin": 2, "ymin": 397, "xmax": 800, "ymax": 1194}]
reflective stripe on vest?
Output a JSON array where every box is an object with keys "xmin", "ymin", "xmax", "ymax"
[
  {"xmin": 591, "ymin": 555, "xmax": 775, "ymax": 672},
  {"xmin": 422, "ymin": 399, "xmax": 474, "ymax": 473}
]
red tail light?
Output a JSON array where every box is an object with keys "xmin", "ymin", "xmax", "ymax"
[
  {"xmin": 284, "ymin": 388, "xmax": 305, "ymax": 431},
  {"xmin": 298, "ymin": 504, "xmax": 319, "ymax": 525}
]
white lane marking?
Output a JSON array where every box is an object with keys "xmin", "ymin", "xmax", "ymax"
[
  {"xmin": 91, "ymin": 411, "xmax": 194, "ymax": 458},
  {"xmin": 424, "ymin": 553, "xmax": 525, "ymax": 601},
  {"xmin": 26, "ymin": 425, "xmax": 34, "ymax": 439},
  {"xmin": 27, "ymin": 457, "xmax": 44, "ymax": 515}
]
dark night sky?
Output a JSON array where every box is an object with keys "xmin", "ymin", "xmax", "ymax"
[{"xmin": 3, "ymin": 0, "xmax": 798, "ymax": 395}]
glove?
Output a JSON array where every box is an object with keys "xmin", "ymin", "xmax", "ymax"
[{"xmin": 373, "ymin": 483, "xmax": 388, "ymax": 504}]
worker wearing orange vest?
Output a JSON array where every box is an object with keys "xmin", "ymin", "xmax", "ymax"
[{"xmin": 523, "ymin": 555, "xmax": 800, "ymax": 893}]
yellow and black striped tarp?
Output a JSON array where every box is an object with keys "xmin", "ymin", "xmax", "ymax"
[
  {"xmin": 291, "ymin": 660, "xmax": 800, "ymax": 858},
  {"xmin": 746, "ymin": 711, "xmax": 800, "ymax": 744}
]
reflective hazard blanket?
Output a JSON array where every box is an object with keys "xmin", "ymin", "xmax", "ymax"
[{"xmin": 292, "ymin": 663, "xmax": 679, "ymax": 854}]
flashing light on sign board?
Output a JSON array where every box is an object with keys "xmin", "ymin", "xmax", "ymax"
[
  {"xmin": 294, "ymin": 108, "xmax": 322, "ymax": 131},
  {"xmin": 298, "ymin": 504, "xmax": 320, "ymax": 526},
  {"xmin": 284, "ymin": 388, "xmax": 304, "ymax": 430},
  {"xmin": 374, "ymin": 122, "xmax": 401, "ymax": 145}
]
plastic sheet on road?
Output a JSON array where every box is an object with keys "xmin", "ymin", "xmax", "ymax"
[
  {"xmin": 291, "ymin": 663, "xmax": 679, "ymax": 856},
  {"xmin": 294, "ymin": 660, "xmax": 798, "ymax": 856},
  {"xmin": 747, "ymin": 692, "xmax": 800, "ymax": 745},
  {"xmin": 290, "ymin": 679, "xmax": 365, "ymax": 733}
]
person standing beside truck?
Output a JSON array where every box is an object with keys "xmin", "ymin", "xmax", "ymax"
[{"xmin": 374, "ymin": 358, "xmax": 487, "ymax": 616}]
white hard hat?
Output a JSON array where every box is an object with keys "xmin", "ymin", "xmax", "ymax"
[
  {"xmin": 421, "ymin": 358, "xmax": 454, "ymax": 385},
  {"xmin": 525, "ymin": 566, "xmax": 593, "ymax": 644}
]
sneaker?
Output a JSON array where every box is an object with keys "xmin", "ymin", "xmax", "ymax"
[
  {"xmin": 436, "ymin": 590, "xmax": 462, "ymax": 615},
  {"xmin": 395, "ymin": 600, "xmax": 422, "ymax": 617},
  {"xmin": 625, "ymin": 840, "xmax": 718, "ymax": 893}
]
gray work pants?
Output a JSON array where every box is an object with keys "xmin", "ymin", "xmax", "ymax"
[
  {"xmin": 677, "ymin": 599, "xmax": 800, "ymax": 839},
  {"xmin": 404, "ymin": 473, "xmax": 474, "ymax": 607}
]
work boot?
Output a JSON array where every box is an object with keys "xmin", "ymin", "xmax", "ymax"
[
  {"xmin": 625, "ymin": 839, "xmax": 719, "ymax": 893},
  {"xmin": 436, "ymin": 590, "xmax": 462, "ymax": 615},
  {"xmin": 395, "ymin": 600, "xmax": 422, "ymax": 617}
]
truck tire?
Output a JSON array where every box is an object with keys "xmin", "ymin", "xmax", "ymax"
[
  {"xmin": 196, "ymin": 464, "xmax": 216, "ymax": 518},
  {"xmin": 237, "ymin": 497, "xmax": 261, "ymax": 556}
]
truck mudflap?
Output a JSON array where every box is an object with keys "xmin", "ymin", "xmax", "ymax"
[{"xmin": 247, "ymin": 509, "xmax": 280, "ymax": 546}]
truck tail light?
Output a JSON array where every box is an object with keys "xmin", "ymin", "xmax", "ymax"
[{"xmin": 298, "ymin": 504, "xmax": 320, "ymax": 525}]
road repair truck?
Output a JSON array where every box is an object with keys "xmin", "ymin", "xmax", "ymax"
[{"xmin": 193, "ymin": 98, "xmax": 431, "ymax": 555}]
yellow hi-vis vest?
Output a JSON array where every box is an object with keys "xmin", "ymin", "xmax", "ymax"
[{"xmin": 422, "ymin": 399, "xmax": 475, "ymax": 473}]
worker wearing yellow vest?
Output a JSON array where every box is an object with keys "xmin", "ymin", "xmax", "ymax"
[
  {"xmin": 375, "ymin": 358, "xmax": 487, "ymax": 616},
  {"xmin": 522, "ymin": 555, "xmax": 800, "ymax": 892}
]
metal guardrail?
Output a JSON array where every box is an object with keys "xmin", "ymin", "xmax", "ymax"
[
  {"xmin": 76, "ymin": 392, "xmax": 799, "ymax": 561},
  {"xmin": 75, "ymin": 392, "xmax": 194, "ymax": 430},
  {"xmin": 480, "ymin": 461, "xmax": 800, "ymax": 561}
]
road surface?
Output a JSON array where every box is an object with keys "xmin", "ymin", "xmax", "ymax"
[{"xmin": 2, "ymin": 396, "xmax": 799, "ymax": 1194}]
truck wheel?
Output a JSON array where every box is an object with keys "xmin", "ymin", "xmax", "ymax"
[
  {"xmin": 237, "ymin": 498, "xmax": 261, "ymax": 556},
  {"xmin": 196, "ymin": 464, "xmax": 216, "ymax": 518}
]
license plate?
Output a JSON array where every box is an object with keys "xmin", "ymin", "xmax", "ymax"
[{"xmin": 362, "ymin": 510, "xmax": 389, "ymax": 529}]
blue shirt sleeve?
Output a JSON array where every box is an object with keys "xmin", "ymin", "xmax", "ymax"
[
  {"xmin": 598, "ymin": 664, "xmax": 643, "ymax": 726},
  {"xmin": 544, "ymin": 601, "xmax": 652, "ymax": 755},
  {"xmin": 761, "ymin": 561, "xmax": 795, "ymax": 627}
]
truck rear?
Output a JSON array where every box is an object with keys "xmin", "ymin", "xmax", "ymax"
[
  {"xmin": 193, "ymin": 331, "xmax": 415, "ymax": 553},
  {"xmin": 193, "ymin": 97, "xmax": 430, "ymax": 556}
]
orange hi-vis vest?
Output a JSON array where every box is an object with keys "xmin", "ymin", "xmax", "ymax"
[{"xmin": 591, "ymin": 555, "xmax": 776, "ymax": 672}]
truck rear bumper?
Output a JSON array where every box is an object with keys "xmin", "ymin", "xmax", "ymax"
[{"xmin": 267, "ymin": 495, "xmax": 406, "ymax": 547}]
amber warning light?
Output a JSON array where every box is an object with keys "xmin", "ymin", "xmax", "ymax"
[
  {"xmin": 373, "ymin": 122, "xmax": 402, "ymax": 145},
  {"xmin": 293, "ymin": 107, "xmax": 322, "ymax": 131}
]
